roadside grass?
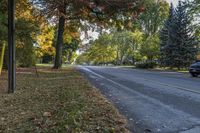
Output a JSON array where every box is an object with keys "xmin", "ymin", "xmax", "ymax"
[
  {"xmin": 36, "ymin": 64, "xmax": 53, "ymax": 67},
  {"xmin": 0, "ymin": 67, "xmax": 129, "ymax": 133},
  {"xmin": 36, "ymin": 64, "xmax": 74, "ymax": 68}
]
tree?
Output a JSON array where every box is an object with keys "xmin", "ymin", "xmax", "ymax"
[
  {"xmin": 134, "ymin": 0, "xmax": 169, "ymax": 63},
  {"xmin": 0, "ymin": 1, "xmax": 7, "ymax": 70},
  {"xmin": 138, "ymin": 0, "xmax": 169, "ymax": 36},
  {"xmin": 187, "ymin": 0, "xmax": 200, "ymax": 19},
  {"xmin": 15, "ymin": 0, "xmax": 39, "ymax": 67},
  {"xmin": 32, "ymin": 0, "xmax": 145, "ymax": 68},
  {"xmin": 63, "ymin": 38, "xmax": 79, "ymax": 64},
  {"xmin": 160, "ymin": 3, "xmax": 175, "ymax": 67},
  {"xmin": 77, "ymin": 29, "xmax": 146, "ymax": 65},
  {"xmin": 0, "ymin": 0, "xmax": 39, "ymax": 68},
  {"xmin": 140, "ymin": 34, "xmax": 160, "ymax": 61},
  {"xmin": 16, "ymin": 19, "xmax": 39, "ymax": 67},
  {"xmin": 112, "ymin": 30, "xmax": 136, "ymax": 64},
  {"xmin": 160, "ymin": 1, "xmax": 198, "ymax": 69},
  {"xmin": 0, "ymin": 0, "xmax": 7, "ymax": 42},
  {"xmin": 127, "ymin": 29, "xmax": 144, "ymax": 63},
  {"xmin": 187, "ymin": 0, "xmax": 200, "ymax": 53},
  {"xmin": 35, "ymin": 24, "xmax": 56, "ymax": 63},
  {"xmin": 86, "ymin": 33, "xmax": 116, "ymax": 65},
  {"xmin": 174, "ymin": 1, "xmax": 198, "ymax": 68},
  {"xmin": 62, "ymin": 22, "xmax": 80, "ymax": 64}
]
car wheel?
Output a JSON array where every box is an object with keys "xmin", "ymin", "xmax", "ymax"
[{"xmin": 191, "ymin": 73, "xmax": 198, "ymax": 77}]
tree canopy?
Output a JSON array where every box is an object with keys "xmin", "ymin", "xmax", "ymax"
[
  {"xmin": 31, "ymin": 0, "xmax": 146, "ymax": 68},
  {"xmin": 0, "ymin": 0, "xmax": 199, "ymax": 69}
]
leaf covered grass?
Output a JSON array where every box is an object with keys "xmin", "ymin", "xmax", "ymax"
[{"xmin": 0, "ymin": 67, "xmax": 129, "ymax": 133}]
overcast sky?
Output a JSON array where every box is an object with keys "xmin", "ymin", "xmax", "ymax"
[{"xmin": 166, "ymin": 0, "xmax": 179, "ymax": 6}]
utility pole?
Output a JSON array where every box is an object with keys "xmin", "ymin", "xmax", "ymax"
[{"xmin": 8, "ymin": 0, "xmax": 16, "ymax": 93}]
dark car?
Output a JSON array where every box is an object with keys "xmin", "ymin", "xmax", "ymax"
[{"xmin": 189, "ymin": 61, "xmax": 200, "ymax": 77}]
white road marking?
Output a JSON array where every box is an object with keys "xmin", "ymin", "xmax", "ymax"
[
  {"xmin": 79, "ymin": 66, "xmax": 200, "ymax": 133},
  {"xmin": 81, "ymin": 67, "xmax": 200, "ymax": 95}
]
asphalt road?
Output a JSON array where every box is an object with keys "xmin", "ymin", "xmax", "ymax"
[{"xmin": 77, "ymin": 66, "xmax": 200, "ymax": 133}]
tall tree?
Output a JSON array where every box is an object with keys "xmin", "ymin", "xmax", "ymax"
[
  {"xmin": 32, "ymin": 0, "xmax": 145, "ymax": 68},
  {"xmin": 0, "ymin": 0, "xmax": 39, "ymax": 68},
  {"xmin": 160, "ymin": 3, "xmax": 175, "ymax": 67},
  {"xmin": 160, "ymin": 1, "xmax": 198, "ymax": 69},
  {"xmin": 15, "ymin": 0, "xmax": 39, "ymax": 67},
  {"xmin": 138, "ymin": 0, "xmax": 169, "ymax": 36},
  {"xmin": 173, "ymin": 1, "xmax": 198, "ymax": 68},
  {"xmin": 112, "ymin": 30, "xmax": 136, "ymax": 64},
  {"xmin": 82, "ymin": 33, "xmax": 116, "ymax": 65},
  {"xmin": 187, "ymin": 0, "xmax": 200, "ymax": 51},
  {"xmin": 135, "ymin": 0, "xmax": 169, "ymax": 62}
]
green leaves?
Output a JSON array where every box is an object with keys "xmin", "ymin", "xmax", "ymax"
[
  {"xmin": 0, "ymin": 9, "xmax": 7, "ymax": 41},
  {"xmin": 86, "ymin": 33, "xmax": 116, "ymax": 65},
  {"xmin": 137, "ymin": 0, "xmax": 169, "ymax": 36},
  {"xmin": 77, "ymin": 30, "xmax": 145, "ymax": 65},
  {"xmin": 0, "ymin": 0, "xmax": 40, "ymax": 67},
  {"xmin": 141, "ymin": 34, "xmax": 160, "ymax": 60}
]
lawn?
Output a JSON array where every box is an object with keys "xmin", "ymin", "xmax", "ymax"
[{"xmin": 0, "ymin": 67, "xmax": 129, "ymax": 133}]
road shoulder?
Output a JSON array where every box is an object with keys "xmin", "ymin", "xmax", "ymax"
[{"xmin": 0, "ymin": 67, "xmax": 130, "ymax": 133}]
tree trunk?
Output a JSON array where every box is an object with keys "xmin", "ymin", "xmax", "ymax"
[{"xmin": 53, "ymin": 15, "xmax": 65, "ymax": 69}]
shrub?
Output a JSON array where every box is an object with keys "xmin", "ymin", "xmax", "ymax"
[{"xmin": 136, "ymin": 62, "xmax": 157, "ymax": 69}]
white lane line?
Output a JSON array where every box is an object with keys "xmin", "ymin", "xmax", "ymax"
[
  {"xmin": 80, "ymin": 67, "xmax": 127, "ymax": 89},
  {"xmin": 81, "ymin": 67, "xmax": 200, "ymax": 95},
  {"xmin": 80, "ymin": 67, "xmax": 200, "ymax": 124}
]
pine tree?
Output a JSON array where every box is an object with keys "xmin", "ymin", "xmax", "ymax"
[
  {"xmin": 160, "ymin": 1, "xmax": 198, "ymax": 69},
  {"xmin": 160, "ymin": 3, "xmax": 175, "ymax": 67},
  {"xmin": 172, "ymin": 1, "xmax": 198, "ymax": 69}
]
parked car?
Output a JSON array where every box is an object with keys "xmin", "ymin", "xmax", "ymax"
[{"xmin": 189, "ymin": 61, "xmax": 200, "ymax": 77}]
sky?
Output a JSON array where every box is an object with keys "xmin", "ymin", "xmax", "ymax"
[{"xmin": 166, "ymin": 0, "xmax": 179, "ymax": 6}]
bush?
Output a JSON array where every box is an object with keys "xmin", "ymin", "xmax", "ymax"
[
  {"xmin": 136, "ymin": 62, "xmax": 157, "ymax": 69},
  {"xmin": 17, "ymin": 47, "xmax": 36, "ymax": 67}
]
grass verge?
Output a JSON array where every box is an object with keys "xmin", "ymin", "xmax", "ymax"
[{"xmin": 0, "ymin": 67, "xmax": 129, "ymax": 133}]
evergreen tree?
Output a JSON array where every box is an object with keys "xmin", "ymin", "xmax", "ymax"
[
  {"xmin": 160, "ymin": 1, "xmax": 198, "ymax": 69},
  {"xmin": 160, "ymin": 3, "xmax": 175, "ymax": 67},
  {"xmin": 172, "ymin": 1, "xmax": 198, "ymax": 68}
]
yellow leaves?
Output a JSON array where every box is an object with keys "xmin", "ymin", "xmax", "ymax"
[
  {"xmin": 36, "ymin": 25, "xmax": 55, "ymax": 56},
  {"xmin": 17, "ymin": 10, "xmax": 32, "ymax": 20},
  {"xmin": 16, "ymin": 0, "xmax": 35, "ymax": 21}
]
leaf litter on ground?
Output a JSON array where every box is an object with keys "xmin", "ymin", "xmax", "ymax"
[{"xmin": 0, "ymin": 67, "xmax": 130, "ymax": 133}]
